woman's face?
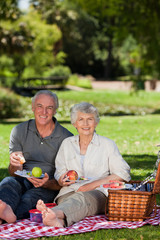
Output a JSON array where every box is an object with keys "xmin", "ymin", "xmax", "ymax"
[{"xmin": 73, "ymin": 111, "xmax": 97, "ymax": 136}]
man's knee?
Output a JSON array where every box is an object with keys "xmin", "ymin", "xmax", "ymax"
[{"xmin": 0, "ymin": 176, "xmax": 21, "ymax": 189}]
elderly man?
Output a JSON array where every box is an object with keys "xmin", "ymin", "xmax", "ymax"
[{"xmin": 0, "ymin": 90, "xmax": 73, "ymax": 224}]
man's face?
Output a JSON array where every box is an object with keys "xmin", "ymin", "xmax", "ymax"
[{"xmin": 32, "ymin": 94, "xmax": 56, "ymax": 126}]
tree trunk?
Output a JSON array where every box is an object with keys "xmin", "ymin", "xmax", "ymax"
[{"xmin": 104, "ymin": 37, "xmax": 113, "ymax": 79}]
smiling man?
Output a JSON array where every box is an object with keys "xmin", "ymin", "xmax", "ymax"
[{"xmin": 0, "ymin": 90, "xmax": 73, "ymax": 224}]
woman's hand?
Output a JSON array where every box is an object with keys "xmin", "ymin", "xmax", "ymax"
[
  {"xmin": 27, "ymin": 173, "xmax": 49, "ymax": 188},
  {"xmin": 58, "ymin": 172, "xmax": 76, "ymax": 187},
  {"xmin": 77, "ymin": 174, "xmax": 125, "ymax": 192}
]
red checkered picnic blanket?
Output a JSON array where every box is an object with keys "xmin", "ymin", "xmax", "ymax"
[{"xmin": 0, "ymin": 209, "xmax": 160, "ymax": 240}]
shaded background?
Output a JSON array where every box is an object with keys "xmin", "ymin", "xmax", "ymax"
[{"xmin": 1, "ymin": 0, "xmax": 160, "ymax": 91}]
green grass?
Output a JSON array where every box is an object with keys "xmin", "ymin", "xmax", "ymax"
[
  {"xmin": 7, "ymin": 89, "xmax": 160, "ymax": 119},
  {"xmin": 56, "ymin": 89, "xmax": 160, "ymax": 108},
  {"xmin": 1, "ymin": 89, "xmax": 160, "ymax": 239},
  {"xmin": 54, "ymin": 89, "xmax": 160, "ymax": 120}
]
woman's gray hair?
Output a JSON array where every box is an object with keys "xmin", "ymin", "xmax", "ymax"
[
  {"xmin": 32, "ymin": 90, "xmax": 59, "ymax": 109},
  {"xmin": 70, "ymin": 102, "xmax": 100, "ymax": 124}
]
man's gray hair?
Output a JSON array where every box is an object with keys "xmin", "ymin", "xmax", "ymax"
[
  {"xmin": 70, "ymin": 102, "xmax": 100, "ymax": 124},
  {"xmin": 32, "ymin": 90, "xmax": 59, "ymax": 109}
]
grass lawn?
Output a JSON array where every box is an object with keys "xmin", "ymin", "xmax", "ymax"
[{"xmin": 0, "ymin": 89, "xmax": 160, "ymax": 239}]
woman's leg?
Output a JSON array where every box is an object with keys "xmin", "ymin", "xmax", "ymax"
[
  {"xmin": 36, "ymin": 199, "xmax": 65, "ymax": 227},
  {"xmin": 56, "ymin": 190, "xmax": 106, "ymax": 226},
  {"xmin": 37, "ymin": 190, "xmax": 106, "ymax": 227}
]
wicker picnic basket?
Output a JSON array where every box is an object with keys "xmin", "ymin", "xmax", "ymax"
[{"xmin": 105, "ymin": 161, "xmax": 160, "ymax": 221}]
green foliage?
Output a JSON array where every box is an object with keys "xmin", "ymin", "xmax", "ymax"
[
  {"xmin": 0, "ymin": 20, "xmax": 34, "ymax": 55},
  {"xmin": 45, "ymin": 65, "xmax": 71, "ymax": 77},
  {"xmin": 2, "ymin": 0, "xmax": 160, "ymax": 83},
  {"xmin": 0, "ymin": 88, "xmax": 21, "ymax": 118},
  {"xmin": 31, "ymin": 0, "xmax": 160, "ymax": 79},
  {"xmin": 0, "ymin": 19, "xmax": 34, "ymax": 83},
  {"xmin": 54, "ymin": 52, "xmax": 68, "ymax": 65},
  {"xmin": 67, "ymin": 74, "xmax": 92, "ymax": 89},
  {"xmin": 0, "ymin": 4, "xmax": 63, "ymax": 85},
  {"xmin": 0, "ymin": 0, "xmax": 20, "ymax": 20},
  {"xmin": 19, "ymin": 10, "xmax": 62, "ymax": 78},
  {"xmin": 64, "ymin": 0, "xmax": 130, "ymax": 78},
  {"xmin": 2, "ymin": 87, "xmax": 160, "ymax": 120},
  {"xmin": 56, "ymin": 89, "xmax": 160, "ymax": 119},
  {"xmin": 0, "ymin": 55, "xmax": 14, "ymax": 72},
  {"xmin": 0, "ymin": 55, "xmax": 18, "ymax": 87},
  {"xmin": 0, "ymin": 88, "xmax": 31, "ymax": 119}
]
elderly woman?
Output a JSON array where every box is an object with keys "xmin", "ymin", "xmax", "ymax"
[{"xmin": 36, "ymin": 102, "xmax": 131, "ymax": 227}]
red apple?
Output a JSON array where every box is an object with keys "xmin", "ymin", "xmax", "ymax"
[{"xmin": 66, "ymin": 170, "xmax": 78, "ymax": 180}]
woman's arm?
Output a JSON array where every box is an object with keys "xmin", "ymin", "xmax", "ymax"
[{"xmin": 77, "ymin": 174, "xmax": 124, "ymax": 192}]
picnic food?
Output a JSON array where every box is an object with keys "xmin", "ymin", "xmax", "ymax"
[
  {"xmin": 103, "ymin": 180, "xmax": 125, "ymax": 189},
  {"xmin": 66, "ymin": 170, "xmax": 78, "ymax": 180},
  {"xmin": 79, "ymin": 176, "xmax": 88, "ymax": 180},
  {"xmin": 18, "ymin": 154, "xmax": 26, "ymax": 164},
  {"xmin": 32, "ymin": 167, "xmax": 42, "ymax": 177}
]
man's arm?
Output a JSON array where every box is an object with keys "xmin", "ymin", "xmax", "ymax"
[{"xmin": 42, "ymin": 178, "xmax": 62, "ymax": 191}]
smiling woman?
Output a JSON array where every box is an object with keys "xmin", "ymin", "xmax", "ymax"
[{"xmin": 36, "ymin": 102, "xmax": 131, "ymax": 228}]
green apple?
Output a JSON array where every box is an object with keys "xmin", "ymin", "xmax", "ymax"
[{"xmin": 32, "ymin": 167, "xmax": 42, "ymax": 177}]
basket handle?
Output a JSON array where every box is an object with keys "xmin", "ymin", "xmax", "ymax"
[
  {"xmin": 105, "ymin": 198, "xmax": 109, "ymax": 217},
  {"xmin": 153, "ymin": 161, "xmax": 160, "ymax": 194}
]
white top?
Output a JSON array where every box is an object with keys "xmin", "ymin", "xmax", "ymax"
[
  {"xmin": 80, "ymin": 155, "xmax": 85, "ymax": 170},
  {"xmin": 54, "ymin": 133, "xmax": 131, "ymax": 200}
]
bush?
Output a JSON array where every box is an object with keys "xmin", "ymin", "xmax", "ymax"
[
  {"xmin": 45, "ymin": 65, "xmax": 71, "ymax": 77},
  {"xmin": 67, "ymin": 74, "xmax": 92, "ymax": 89},
  {"xmin": 0, "ymin": 88, "xmax": 31, "ymax": 119}
]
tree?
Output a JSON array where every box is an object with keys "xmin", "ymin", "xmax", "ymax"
[
  {"xmin": 0, "ymin": 21, "xmax": 34, "ymax": 82},
  {"xmin": 0, "ymin": 0, "xmax": 33, "ymax": 83},
  {"xmin": 0, "ymin": 0, "xmax": 20, "ymax": 21},
  {"xmin": 116, "ymin": 0, "xmax": 160, "ymax": 78},
  {"xmin": 33, "ymin": 0, "xmax": 160, "ymax": 79},
  {"xmin": 20, "ymin": 9, "xmax": 62, "ymax": 78},
  {"xmin": 31, "ymin": 0, "xmax": 128, "ymax": 79},
  {"xmin": 0, "ymin": 1, "xmax": 62, "ymax": 85}
]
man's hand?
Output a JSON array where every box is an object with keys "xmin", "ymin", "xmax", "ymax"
[
  {"xmin": 10, "ymin": 152, "xmax": 24, "ymax": 167},
  {"xmin": 27, "ymin": 173, "xmax": 49, "ymax": 188},
  {"xmin": 8, "ymin": 152, "xmax": 24, "ymax": 175},
  {"xmin": 28, "ymin": 173, "xmax": 62, "ymax": 190}
]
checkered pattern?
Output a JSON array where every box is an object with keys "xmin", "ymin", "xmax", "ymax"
[{"xmin": 0, "ymin": 208, "xmax": 160, "ymax": 239}]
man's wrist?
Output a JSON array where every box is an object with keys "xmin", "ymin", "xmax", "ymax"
[{"xmin": 42, "ymin": 179, "xmax": 62, "ymax": 190}]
